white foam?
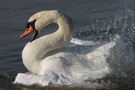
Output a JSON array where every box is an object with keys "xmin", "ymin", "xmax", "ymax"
[
  {"xmin": 14, "ymin": 36, "xmax": 134, "ymax": 87},
  {"xmin": 70, "ymin": 38, "xmax": 98, "ymax": 45}
]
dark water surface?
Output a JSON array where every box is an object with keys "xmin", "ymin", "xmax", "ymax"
[{"xmin": 1, "ymin": 0, "xmax": 135, "ymax": 90}]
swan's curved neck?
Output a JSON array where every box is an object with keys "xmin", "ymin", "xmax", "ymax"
[{"xmin": 22, "ymin": 11, "xmax": 74, "ymax": 74}]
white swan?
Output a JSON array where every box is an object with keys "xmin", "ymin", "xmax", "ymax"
[
  {"xmin": 20, "ymin": 10, "xmax": 74, "ymax": 75},
  {"xmin": 15, "ymin": 10, "xmax": 116, "ymax": 86}
]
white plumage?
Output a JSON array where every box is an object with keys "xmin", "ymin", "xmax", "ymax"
[{"xmin": 14, "ymin": 10, "xmax": 117, "ymax": 86}]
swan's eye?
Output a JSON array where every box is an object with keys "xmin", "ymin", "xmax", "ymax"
[
  {"xmin": 26, "ymin": 23, "xmax": 29, "ymax": 28},
  {"xmin": 26, "ymin": 20, "xmax": 36, "ymax": 29}
]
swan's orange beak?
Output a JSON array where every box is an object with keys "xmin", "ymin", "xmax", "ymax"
[{"xmin": 20, "ymin": 25, "xmax": 34, "ymax": 39}]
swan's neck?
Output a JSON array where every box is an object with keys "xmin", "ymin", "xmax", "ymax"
[{"xmin": 22, "ymin": 11, "xmax": 74, "ymax": 74}]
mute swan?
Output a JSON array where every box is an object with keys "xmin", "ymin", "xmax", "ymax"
[
  {"xmin": 16, "ymin": 10, "xmax": 116, "ymax": 86},
  {"xmin": 20, "ymin": 10, "xmax": 74, "ymax": 75}
]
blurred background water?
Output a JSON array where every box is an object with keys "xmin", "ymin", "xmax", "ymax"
[{"xmin": 1, "ymin": 0, "xmax": 135, "ymax": 90}]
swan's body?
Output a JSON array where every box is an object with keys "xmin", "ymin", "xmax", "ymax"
[
  {"xmin": 22, "ymin": 10, "xmax": 74, "ymax": 75},
  {"xmin": 16, "ymin": 10, "xmax": 116, "ymax": 86}
]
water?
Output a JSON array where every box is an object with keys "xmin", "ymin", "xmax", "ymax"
[{"xmin": 1, "ymin": 0, "xmax": 135, "ymax": 90}]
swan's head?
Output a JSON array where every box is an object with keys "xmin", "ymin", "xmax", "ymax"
[
  {"xmin": 20, "ymin": 19, "xmax": 39, "ymax": 42},
  {"xmin": 20, "ymin": 10, "xmax": 60, "ymax": 42},
  {"xmin": 20, "ymin": 11, "xmax": 51, "ymax": 42}
]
